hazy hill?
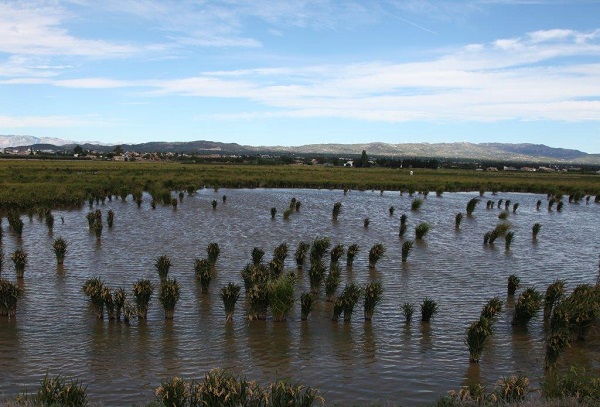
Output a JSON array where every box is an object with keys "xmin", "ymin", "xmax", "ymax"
[{"xmin": 2, "ymin": 135, "xmax": 599, "ymax": 164}]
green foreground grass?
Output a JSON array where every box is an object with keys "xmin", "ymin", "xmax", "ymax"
[{"xmin": 1, "ymin": 159, "xmax": 599, "ymax": 210}]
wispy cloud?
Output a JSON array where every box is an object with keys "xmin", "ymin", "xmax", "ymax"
[{"xmin": 0, "ymin": 114, "xmax": 108, "ymax": 128}]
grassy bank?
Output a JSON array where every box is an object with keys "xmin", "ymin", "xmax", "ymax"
[{"xmin": 1, "ymin": 159, "xmax": 599, "ymax": 210}]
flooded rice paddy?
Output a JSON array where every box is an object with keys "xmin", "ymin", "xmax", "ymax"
[{"xmin": 0, "ymin": 188, "xmax": 599, "ymax": 405}]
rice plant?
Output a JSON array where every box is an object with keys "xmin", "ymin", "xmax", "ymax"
[
  {"xmin": 402, "ymin": 303, "xmax": 414, "ymax": 323},
  {"xmin": 269, "ymin": 258, "xmax": 284, "ymax": 279},
  {"xmin": 268, "ymin": 273, "xmax": 295, "ymax": 322},
  {"xmin": 548, "ymin": 198, "xmax": 555, "ymax": 211},
  {"xmin": 363, "ymin": 217, "xmax": 370, "ymax": 228},
  {"xmin": 248, "ymin": 284, "xmax": 269, "ymax": 321},
  {"xmin": 132, "ymin": 279, "xmax": 154, "ymax": 319},
  {"xmin": 83, "ymin": 278, "xmax": 105, "ymax": 319},
  {"xmin": 308, "ymin": 260, "xmax": 327, "ymax": 294},
  {"xmin": 268, "ymin": 378, "xmax": 324, "ymax": 406},
  {"xmin": 273, "ymin": 242, "xmax": 288, "ymax": 263},
  {"xmin": 251, "ymin": 247, "xmax": 265, "ymax": 266},
  {"xmin": 283, "ymin": 208, "xmax": 292, "ymax": 220},
  {"xmin": 0, "ymin": 279, "xmax": 21, "ymax": 318},
  {"xmin": 332, "ymin": 202, "xmax": 342, "ymax": 220},
  {"xmin": 363, "ymin": 281, "xmax": 383, "ymax": 321},
  {"xmin": 389, "ymin": 206, "xmax": 395, "ymax": 216},
  {"xmin": 466, "ymin": 197, "xmax": 480, "ymax": 216},
  {"xmin": 329, "ymin": 244, "xmax": 345, "ymax": 264},
  {"xmin": 545, "ymin": 329, "xmax": 570, "ymax": 369},
  {"xmin": 220, "ymin": 282, "xmax": 241, "ymax": 322},
  {"xmin": 154, "ymin": 376, "xmax": 189, "ymax": 407},
  {"xmin": 241, "ymin": 263, "xmax": 270, "ymax": 293},
  {"xmin": 340, "ymin": 283, "xmax": 362, "ymax": 322},
  {"xmin": 536, "ymin": 200, "xmax": 542, "ymax": 210},
  {"xmin": 102, "ymin": 287, "xmax": 116, "ymax": 320},
  {"xmin": 498, "ymin": 211, "xmax": 509, "ymax": 220},
  {"xmin": 300, "ymin": 292, "xmax": 313, "ymax": 321},
  {"xmin": 512, "ymin": 287, "xmax": 543, "ymax": 326},
  {"xmin": 421, "ymin": 297, "xmax": 438, "ymax": 322},
  {"xmin": 466, "ymin": 316, "xmax": 492, "ymax": 363},
  {"xmin": 486, "ymin": 200, "xmax": 493, "ymax": 209},
  {"xmin": 494, "ymin": 374, "xmax": 529, "ymax": 403},
  {"xmin": 532, "ymin": 223, "xmax": 541, "ymax": 240},
  {"xmin": 45, "ymin": 212, "xmax": 54, "ymax": 231},
  {"xmin": 505, "ymin": 231, "xmax": 514, "ymax": 251},
  {"xmin": 93, "ymin": 219, "xmax": 102, "ymax": 240},
  {"xmin": 270, "ymin": 207, "xmax": 277, "ymax": 219},
  {"xmin": 114, "ymin": 288, "xmax": 126, "ymax": 320},
  {"xmin": 194, "ymin": 258, "xmax": 213, "ymax": 294},
  {"xmin": 507, "ymin": 274, "xmax": 520, "ymax": 295},
  {"xmin": 543, "ymin": 279, "xmax": 565, "ymax": 321},
  {"xmin": 565, "ymin": 284, "xmax": 599, "ymax": 341},
  {"xmin": 310, "ymin": 237, "xmax": 330, "ymax": 263},
  {"xmin": 155, "ymin": 255, "xmax": 172, "ymax": 279},
  {"xmin": 411, "ymin": 198, "xmax": 423, "ymax": 211},
  {"xmin": 512, "ymin": 202, "xmax": 519, "ymax": 213},
  {"xmin": 346, "ymin": 244, "xmax": 359, "ymax": 267},
  {"xmin": 332, "ymin": 299, "xmax": 344, "ymax": 321},
  {"xmin": 211, "ymin": 199, "xmax": 217, "ymax": 210},
  {"xmin": 294, "ymin": 241, "xmax": 310, "ymax": 268},
  {"xmin": 11, "ymin": 249, "xmax": 27, "ymax": 279},
  {"xmin": 480, "ymin": 297, "xmax": 503, "ymax": 321},
  {"xmin": 52, "ymin": 237, "xmax": 68, "ymax": 265},
  {"xmin": 8, "ymin": 213, "xmax": 24, "ymax": 238},
  {"xmin": 295, "ymin": 200, "xmax": 301, "ymax": 211},
  {"xmin": 497, "ymin": 199, "xmax": 503, "ymax": 209},
  {"xmin": 455, "ymin": 212, "xmax": 463, "ymax": 229},
  {"xmin": 401, "ymin": 240, "xmax": 413, "ymax": 262},
  {"xmin": 504, "ymin": 199, "xmax": 511, "ymax": 211},
  {"xmin": 324, "ymin": 264, "xmax": 341, "ymax": 302},
  {"xmin": 557, "ymin": 201, "xmax": 564, "ymax": 211},
  {"xmin": 415, "ymin": 222, "xmax": 430, "ymax": 239},
  {"xmin": 207, "ymin": 242, "xmax": 220, "ymax": 265},
  {"xmin": 107, "ymin": 210, "xmax": 114, "ymax": 228},
  {"xmin": 368, "ymin": 243, "xmax": 385, "ymax": 268},
  {"xmin": 34, "ymin": 372, "xmax": 89, "ymax": 407},
  {"xmin": 159, "ymin": 278, "xmax": 181, "ymax": 319}
]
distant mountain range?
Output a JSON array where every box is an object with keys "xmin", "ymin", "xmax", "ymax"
[{"xmin": 2, "ymin": 135, "xmax": 599, "ymax": 165}]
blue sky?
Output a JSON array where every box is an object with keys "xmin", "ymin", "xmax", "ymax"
[{"xmin": 1, "ymin": 1, "xmax": 600, "ymax": 152}]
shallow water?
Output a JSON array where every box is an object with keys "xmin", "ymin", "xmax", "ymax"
[{"xmin": 0, "ymin": 189, "xmax": 599, "ymax": 405}]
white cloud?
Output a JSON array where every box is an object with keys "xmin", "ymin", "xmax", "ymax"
[{"xmin": 0, "ymin": 3, "xmax": 142, "ymax": 57}]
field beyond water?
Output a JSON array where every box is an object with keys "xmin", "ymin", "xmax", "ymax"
[{"xmin": 1, "ymin": 159, "xmax": 599, "ymax": 210}]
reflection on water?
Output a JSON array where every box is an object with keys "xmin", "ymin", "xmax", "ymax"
[{"xmin": 0, "ymin": 189, "xmax": 598, "ymax": 405}]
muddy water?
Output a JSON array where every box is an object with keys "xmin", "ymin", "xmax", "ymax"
[{"xmin": 0, "ymin": 189, "xmax": 598, "ymax": 405}]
